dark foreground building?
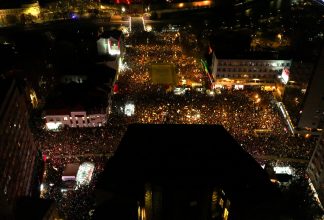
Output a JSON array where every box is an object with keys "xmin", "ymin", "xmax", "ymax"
[
  {"xmin": 307, "ymin": 131, "xmax": 324, "ymax": 205},
  {"xmin": 14, "ymin": 197, "xmax": 60, "ymax": 220},
  {"xmin": 94, "ymin": 124, "xmax": 280, "ymax": 220},
  {"xmin": 0, "ymin": 79, "xmax": 38, "ymax": 218},
  {"xmin": 298, "ymin": 45, "xmax": 324, "ymax": 132}
]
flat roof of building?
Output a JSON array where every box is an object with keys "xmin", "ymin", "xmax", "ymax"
[
  {"xmin": 44, "ymin": 64, "xmax": 116, "ymax": 114},
  {"xmin": 96, "ymin": 124, "xmax": 280, "ymax": 219}
]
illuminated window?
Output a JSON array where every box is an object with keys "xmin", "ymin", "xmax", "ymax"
[{"xmin": 64, "ymin": 117, "xmax": 68, "ymax": 121}]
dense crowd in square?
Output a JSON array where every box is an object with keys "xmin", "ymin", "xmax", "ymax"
[{"xmin": 33, "ymin": 23, "xmax": 318, "ymax": 219}]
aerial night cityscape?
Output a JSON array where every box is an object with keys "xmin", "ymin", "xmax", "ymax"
[{"xmin": 0, "ymin": 0, "xmax": 324, "ymax": 219}]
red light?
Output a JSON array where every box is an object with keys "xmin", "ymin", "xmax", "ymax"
[{"xmin": 113, "ymin": 83, "xmax": 119, "ymax": 94}]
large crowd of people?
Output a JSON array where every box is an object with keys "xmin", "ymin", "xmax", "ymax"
[{"xmin": 33, "ymin": 21, "xmax": 319, "ymax": 219}]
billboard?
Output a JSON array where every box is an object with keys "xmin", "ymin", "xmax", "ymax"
[
  {"xmin": 97, "ymin": 37, "xmax": 120, "ymax": 56},
  {"xmin": 280, "ymin": 67, "xmax": 290, "ymax": 84},
  {"xmin": 125, "ymin": 102, "xmax": 135, "ymax": 116},
  {"xmin": 76, "ymin": 162, "xmax": 95, "ymax": 187},
  {"xmin": 108, "ymin": 38, "xmax": 120, "ymax": 55}
]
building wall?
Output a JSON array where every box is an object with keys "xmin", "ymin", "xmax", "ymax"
[
  {"xmin": 298, "ymin": 47, "xmax": 324, "ymax": 130},
  {"xmin": 211, "ymin": 53, "xmax": 292, "ymax": 87},
  {"xmin": 139, "ymin": 184, "xmax": 231, "ymax": 220},
  {"xmin": 45, "ymin": 111, "xmax": 107, "ymax": 128},
  {"xmin": 307, "ymin": 131, "xmax": 324, "ymax": 205},
  {"xmin": 0, "ymin": 80, "xmax": 37, "ymax": 205}
]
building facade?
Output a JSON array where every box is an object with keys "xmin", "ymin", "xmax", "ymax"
[
  {"xmin": 211, "ymin": 53, "xmax": 292, "ymax": 90},
  {"xmin": 298, "ymin": 46, "xmax": 324, "ymax": 131},
  {"xmin": 307, "ymin": 131, "xmax": 324, "ymax": 205},
  {"xmin": 45, "ymin": 111, "xmax": 107, "ymax": 129},
  {"xmin": 0, "ymin": 80, "xmax": 38, "ymax": 208}
]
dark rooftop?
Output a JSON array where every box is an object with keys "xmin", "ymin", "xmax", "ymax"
[
  {"xmin": 14, "ymin": 197, "xmax": 57, "ymax": 220},
  {"xmin": 96, "ymin": 124, "xmax": 281, "ymax": 220},
  {"xmin": 44, "ymin": 64, "xmax": 116, "ymax": 114},
  {"xmin": 208, "ymin": 33, "xmax": 292, "ymax": 60},
  {"xmin": 99, "ymin": 30, "xmax": 123, "ymax": 40}
]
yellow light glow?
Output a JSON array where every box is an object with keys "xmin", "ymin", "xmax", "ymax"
[
  {"xmin": 192, "ymin": 0, "xmax": 212, "ymax": 7},
  {"xmin": 223, "ymin": 208, "xmax": 229, "ymax": 220},
  {"xmin": 23, "ymin": 5, "xmax": 40, "ymax": 17},
  {"xmin": 29, "ymin": 89, "xmax": 38, "ymax": 108},
  {"xmin": 146, "ymin": 25, "xmax": 152, "ymax": 32},
  {"xmin": 219, "ymin": 198, "xmax": 224, "ymax": 208},
  {"xmin": 138, "ymin": 205, "xmax": 141, "ymax": 219}
]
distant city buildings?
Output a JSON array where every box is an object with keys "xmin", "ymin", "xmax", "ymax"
[
  {"xmin": 0, "ymin": 79, "xmax": 38, "ymax": 215},
  {"xmin": 0, "ymin": 2, "xmax": 40, "ymax": 26}
]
